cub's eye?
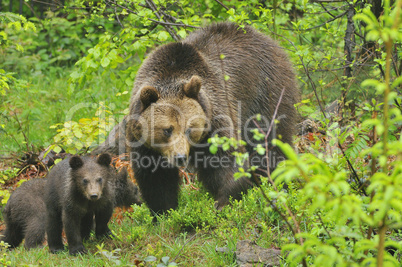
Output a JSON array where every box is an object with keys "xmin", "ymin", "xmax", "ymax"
[
  {"xmin": 163, "ymin": 126, "xmax": 173, "ymax": 137},
  {"xmin": 83, "ymin": 179, "xmax": 89, "ymax": 185},
  {"xmin": 97, "ymin": 178, "xmax": 103, "ymax": 183}
]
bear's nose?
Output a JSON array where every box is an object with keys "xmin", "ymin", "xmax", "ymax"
[
  {"xmin": 174, "ymin": 154, "xmax": 187, "ymax": 167},
  {"xmin": 90, "ymin": 194, "xmax": 99, "ymax": 200}
]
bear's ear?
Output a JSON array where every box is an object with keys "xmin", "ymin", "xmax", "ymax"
[
  {"xmin": 117, "ymin": 167, "xmax": 129, "ymax": 184},
  {"xmin": 97, "ymin": 153, "xmax": 112, "ymax": 167},
  {"xmin": 140, "ymin": 86, "xmax": 159, "ymax": 110},
  {"xmin": 117, "ymin": 167, "xmax": 128, "ymax": 183},
  {"xmin": 183, "ymin": 76, "xmax": 202, "ymax": 99},
  {"xmin": 69, "ymin": 156, "xmax": 83, "ymax": 170}
]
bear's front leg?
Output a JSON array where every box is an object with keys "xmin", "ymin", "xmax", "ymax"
[
  {"xmin": 46, "ymin": 209, "xmax": 64, "ymax": 253},
  {"xmin": 197, "ymin": 153, "xmax": 253, "ymax": 210},
  {"xmin": 80, "ymin": 211, "xmax": 94, "ymax": 241},
  {"xmin": 134, "ymin": 159, "xmax": 181, "ymax": 216},
  {"xmin": 63, "ymin": 210, "xmax": 86, "ymax": 255},
  {"xmin": 94, "ymin": 204, "xmax": 114, "ymax": 239}
]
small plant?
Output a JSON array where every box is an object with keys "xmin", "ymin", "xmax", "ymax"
[
  {"xmin": 0, "ymin": 241, "xmax": 10, "ymax": 267},
  {"xmin": 167, "ymin": 187, "xmax": 216, "ymax": 232},
  {"xmin": 0, "ymin": 168, "xmax": 18, "ymax": 205},
  {"xmin": 95, "ymin": 244, "xmax": 122, "ymax": 266},
  {"xmin": 144, "ymin": 255, "xmax": 177, "ymax": 267},
  {"xmin": 49, "ymin": 102, "xmax": 115, "ymax": 154}
]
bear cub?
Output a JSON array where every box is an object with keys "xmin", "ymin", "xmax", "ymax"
[
  {"xmin": 1, "ymin": 178, "xmax": 47, "ymax": 249},
  {"xmin": 1, "ymin": 165, "xmax": 140, "ymax": 250},
  {"xmin": 113, "ymin": 167, "xmax": 142, "ymax": 208},
  {"xmin": 45, "ymin": 153, "xmax": 115, "ymax": 255}
]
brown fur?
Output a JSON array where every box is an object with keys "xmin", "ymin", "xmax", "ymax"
[
  {"xmin": 1, "ymin": 166, "xmax": 140, "ymax": 251},
  {"xmin": 45, "ymin": 154, "xmax": 115, "ymax": 255},
  {"xmin": 126, "ymin": 22, "xmax": 300, "ymax": 216},
  {"xmin": 113, "ymin": 167, "xmax": 142, "ymax": 208},
  {"xmin": 1, "ymin": 179, "xmax": 47, "ymax": 249}
]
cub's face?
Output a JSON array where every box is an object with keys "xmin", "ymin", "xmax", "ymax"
[
  {"xmin": 69, "ymin": 154, "xmax": 112, "ymax": 201},
  {"xmin": 76, "ymin": 167, "xmax": 107, "ymax": 201},
  {"xmin": 128, "ymin": 76, "xmax": 210, "ymax": 167}
]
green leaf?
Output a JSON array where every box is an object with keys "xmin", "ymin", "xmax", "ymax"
[
  {"xmin": 272, "ymin": 139, "xmax": 298, "ymax": 161},
  {"xmin": 222, "ymin": 142, "xmax": 230, "ymax": 151},
  {"xmin": 209, "ymin": 144, "xmax": 218, "ymax": 154},
  {"xmin": 101, "ymin": 57, "xmax": 110, "ymax": 68},
  {"xmin": 144, "ymin": 256, "xmax": 157, "ymax": 262},
  {"xmin": 158, "ymin": 31, "xmax": 170, "ymax": 42},
  {"xmin": 53, "ymin": 145, "xmax": 62, "ymax": 153},
  {"xmin": 161, "ymin": 256, "xmax": 170, "ymax": 264},
  {"xmin": 255, "ymin": 144, "xmax": 265, "ymax": 155}
]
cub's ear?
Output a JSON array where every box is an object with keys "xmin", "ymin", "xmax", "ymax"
[
  {"xmin": 97, "ymin": 153, "xmax": 112, "ymax": 167},
  {"xmin": 183, "ymin": 76, "xmax": 202, "ymax": 99},
  {"xmin": 117, "ymin": 167, "xmax": 128, "ymax": 182},
  {"xmin": 69, "ymin": 156, "xmax": 83, "ymax": 170},
  {"xmin": 140, "ymin": 86, "xmax": 159, "ymax": 110}
]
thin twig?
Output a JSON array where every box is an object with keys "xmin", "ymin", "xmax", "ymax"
[
  {"xmin": 283, "ymin": 11, "xmax": 347, "ymax": 31},
  {"xmin": 319, "ymin": 2, "xmax": 337, "ymax": 18},
  {"xmin": 108, "ymin": 0, "xmax": 198, "ymax": 32},
  {"xmin": 111, "ymin": 1, "xmax": 124, "ymax": 28},
  {"xmin": 317, "ymin": 213, "xmax": 332, "ymax": 238},
  {"xmin": 250, "ymin": 172, "xmax": 296, "ymax": 236},
  {"xmin": 179, "ymin": 168, "xmax": 199, "ymax": 190},
  {"xmin": 214, "ymin": 0, "xmax": 229, "ymax": 10},
  {"xmin": 265, "ymin": 87, "xmax": 286, "ymax": 141},
  {"xmin": 267, "ymin": 28, "xmax": 366, "ymax": 195},
  {"xmin": 13, "ymin": 113, "xmax": 30, "ymax": 152},
  {"xmin": 147, "ymin": 18, "xmax": 199, "ymax": 28},
  {"xmin": 145, "ymin": 0, "xmax": 180, "ymax": 41},
  {"xmin": 31, "ymin": 0, "xmax": 61, "ymax": 7},
  {"xmin": 252, "ymin": 87, "xmax": 305, "ymax": 249}
]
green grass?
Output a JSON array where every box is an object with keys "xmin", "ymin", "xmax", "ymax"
[{"xmin": 3, "ymin": 184, "xmax": 290, "ymax": 266}]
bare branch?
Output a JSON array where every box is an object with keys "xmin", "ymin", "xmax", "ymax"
[
  {"xmin": 214, "ymin": 0, "xmax": 229, "ymax": 10},
  {"xmin": 106, "ymin": 1, "xmax": 124, "ymax": 28},
  {"xmin": 283, "ymin": 11, "xmax": 347, "ymax": 31},
  {"xmin": 145, "ymin": 0, "xmax": 181, "ymax": 41},
  {"xmin": 265, "ymin": 87, "xmax": 286, "ymax": 141},
  {"xmin": 147, "ymin": 18, "xmax": 199, "ymax": 29},
  {"xmin": 107, "ymin": 0, "xmax": 199, "ymax": 37},
  {"xmin": 319, "ymin": 2, "xmax": 337, "ymax": 18}
]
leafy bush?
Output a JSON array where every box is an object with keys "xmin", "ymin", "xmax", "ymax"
[
  {"xmin": 167, "ymin": 188, "xmax": 217, "ymax": 232},
  {"xmin": 207, "ymin": 2, "xmax": 402, "ymax": 265},
  {"xmin": 0, "ymin": 168, "xmax": 19, "ymax": 205},
  {"xmin": 49, "ymin": 102, "xmax": 117, "ymax": 154}
]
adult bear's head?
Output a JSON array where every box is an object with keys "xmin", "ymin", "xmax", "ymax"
[{"xmin": 127, "ymin": 75, "xmax": 212, "ymax": 167}]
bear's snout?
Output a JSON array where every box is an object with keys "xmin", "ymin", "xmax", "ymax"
[{"xmin": 86, "ymin": 183, "xmax": 103, "ymax": 201}]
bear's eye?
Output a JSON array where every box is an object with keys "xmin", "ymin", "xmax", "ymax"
[
  {"xmin": 163, "ymin": 126, "xmax": 173, "ymax": 137},
  {"xmin": 97, "ymin": 178, "xmax": 103, "ymax": 183},
  {"xmin": 83, "ymin": 179, "xmax": 89, "ymax": 185}
]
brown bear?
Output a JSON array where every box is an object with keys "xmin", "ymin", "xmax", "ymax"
[
  {"xmin": 126, "ymin": 22, "xmax": 300, "ymax": 216},
  {"xmin": 113, "ymin": 167, "xmax": 142, "ymax": 208},
  {"xmin": 1, "ymin": 178, "xmax": 47, "ymax": 249},
  {"xmin": 45, "ymin": 153, "xmax": 115, "ymax": 255},
  {"xmin": 1, "ymin": 166, "xmax": 140, "ymax": 250}
]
